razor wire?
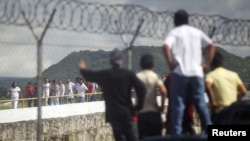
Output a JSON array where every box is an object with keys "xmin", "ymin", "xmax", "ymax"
[{"xmin": 0, "ymin": 0, "xmax": 250, "ymax": 46}]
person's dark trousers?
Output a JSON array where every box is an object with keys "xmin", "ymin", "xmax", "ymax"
[
  {"xmin": 27, "ymin": 99, "xmax": 33, "ymax": 107},
  {"xmin": 48, "ymin": 98, "xmax": 51, "ymax": 105},
  {"xmin": 68, "ymin": 98, "xmax": 73, "ymax": 104},
  {"xmin": 211, "ymin": 112, "xmax": 219, "ymax": 123},
  {"xmin": 138, "ymin": 112, "xmax": 162, "ymax": 140},
  {"xmin": 110, "ymin": 119, "xmax": 139, "ymax": 141},
  {"xmin": 34, "ymin": 99, "xmax": 38, "ymax": 107},
  {"xmin": 88, "ymin": 95, "xmax": 96, "ymax": 102},
  {"xmin": 27, "ymin": 96, "xmax": 33, "ymax": 107},
  {"xmin": 59, "ymin": 97, "xmax": 64, "ymax": 104}
]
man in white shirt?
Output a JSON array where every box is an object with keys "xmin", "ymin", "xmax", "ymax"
[
  {"xmin": 42, "ymin": 78, "xmax": 51, "ymax": 106},
  {"xmin": 65, "ymin": 78, "xmax": 75, "ymax": 104},
  {"xmin": 58, "ymin": 79, "xmax": 65, "ymax": 104},
  {"xmin": 74, "ymin": 78, "xmax": 88, "ymax": 103},
  {"xmin": 7, "ymin": 82, "xmax": 21, "ymax": 109},
  {"xmin": 163, "ymin": 9, "xmax": 215, "ymax": 135}
]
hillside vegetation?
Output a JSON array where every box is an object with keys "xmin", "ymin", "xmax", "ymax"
[
  {"xmin": 1, "ymin": 46, "xmax": 250, "ymax": 98},
  {"xmin": 42, "ymin": 46, "xmax": 250, "ymax": 83}
]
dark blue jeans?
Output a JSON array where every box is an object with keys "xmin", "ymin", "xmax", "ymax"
[
  {"xmin": 76, "ymin": 96, "xmax": 85, "ymax": 103},
  {"xmin": 169, "ymin": 73, "xmax": 212, "ymax": 135}
]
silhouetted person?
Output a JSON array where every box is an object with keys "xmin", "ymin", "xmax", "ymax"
[{"xmin": 78, "ymin": 48, "xmax": 146, "ymax": 141}]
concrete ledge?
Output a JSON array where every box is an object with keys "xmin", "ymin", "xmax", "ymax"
[
  {"xmin": 0, "ymin": 94, "xmax": 210, "ymax": 124},
  {"xmin": 0, "ymin": 101, "xmax": 105, "ymax": 123}
]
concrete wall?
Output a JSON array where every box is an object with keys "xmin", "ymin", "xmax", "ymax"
[
  {"xmin": 0, "ymin": 102, "xmax": 115, "ymax": 141},
  {"xmin": 0, "ymin": 113, "xmax": 114, "ymax": 141},
  {"xmin": 0, "ymin": 96, "xmax": 210, "ymax": 141}
]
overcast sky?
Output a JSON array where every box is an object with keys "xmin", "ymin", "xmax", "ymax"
[{"xmin": 0, "ymin": 0, "xmax": 250, "ymax": 77}]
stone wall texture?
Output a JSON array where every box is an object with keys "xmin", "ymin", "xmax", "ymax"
[{"xmin": 0, "ymin": 113, "xmax": 114, "ymax": 141}]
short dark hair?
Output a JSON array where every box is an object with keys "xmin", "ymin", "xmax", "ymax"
[
  {"xmin": 211, "ymin": 51, "xmax": 223, "ymax": 68},
  {"xmin": 11, "ymin": 82, "xmax": 16, "ymax": 87},
  {"xmin": 174, "ymin": 9, "xmax": 189, "ymax": 26},
  {"xmin": 140, "ymin": 54, "xmax": 154, "ymax": 70}
]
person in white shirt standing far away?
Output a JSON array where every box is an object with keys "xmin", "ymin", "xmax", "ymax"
[
  {"xmin": 58, "ymin": 79, "xmax": 65, "ymax": 104},
  {"xmin": 7, "ymin": 82, "xmax": 21, "ymax": 109}
]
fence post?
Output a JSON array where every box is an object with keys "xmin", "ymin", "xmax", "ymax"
[
  {"xmin": 115, "ymin": 19, "xmax": 144, "ymax": 70},
  {"xmin": 21, "ymin": 9, "xmax": 56, "ymax": 141}
]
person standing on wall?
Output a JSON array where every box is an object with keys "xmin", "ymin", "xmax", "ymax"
[
  {"xmin": 58, "ymin": 79, "xmax": 65, "ymax": 104},
  {"xmin": 75, "ymin": 78, "xmax": 88, "ymax": 103},
  {"xmin": 50, "ymin": 80, "xmax": 60, "ymax": 105},
  {"xmin": 42, "ymin": 78, "xmax": 51, "ymax": 106},
  {"xmin": 78, "ymin": 48, "xmax": 145, "ymax": 141},
  {"xmin": 7, "ymin": 82, "xmax": 21, "ymax": 109},
  {"xmin": 65, "ymin": 78, "xmax": 75, "ymax": 104},
  {"xmin": 162, "ymin": 9, "xmax": 215, "ymax": 135},
  {"xmin": 25, "ymin": 82, "xmax": 35, "ymax": 107}
]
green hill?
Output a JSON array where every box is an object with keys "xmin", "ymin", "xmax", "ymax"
[
  {"xmin": 41, "ymin": 46, "xmax": 250, "ymax": 84},
  {"xmin": 42, "ymin": 46, "xmax": 169, "ymax": 81}
]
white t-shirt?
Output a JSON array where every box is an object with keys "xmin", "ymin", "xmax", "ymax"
[
  {"xmin": 75, "ymin": 83, "xmax": 88, "ymax": 97},
  {"xmin": 9, "ymin": 87, "xmax": 21, "ymax": 98},
  {"xmin": 66, "ymin": 82, "xmax": 75, "ymax": 95},
  {"xmin": 59, "ymin": 84, "xmax": 65, "ymax": 96},
  {"xmin": 42, "ymin": 83, "xmax": 50, "ymax": 96},
  {"xmin": 163, "ymin": 24, "xmax": 213, "ymax": 77}
]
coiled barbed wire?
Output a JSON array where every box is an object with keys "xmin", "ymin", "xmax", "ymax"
[{"xmin": 0, "ymin": 0, "xmax": 250, "ymax": 46}]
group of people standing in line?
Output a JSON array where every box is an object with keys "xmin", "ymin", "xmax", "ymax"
[
  {"xmin": 78, "ymin": 9, "xmax": 247, "ymax": 141},
  {"xmin": 6, "ymin": 77, "xmax": 99, "ymax": 109},
  {"xmin": 41, "ymin": 77, "xmax": 98, "ymax": 106}
]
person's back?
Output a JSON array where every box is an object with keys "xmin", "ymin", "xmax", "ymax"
[
  {"xmin": 78, "ymin": 48, "xmax": 145, "ymax": 141},
  {"xmin": 166, "ymin": 24, "xmax": 212, "ymax": 77},
  {"xmin": 137, "ymin": 70, "xmax": 163, "ymax": 112},
  {"xmin": 99, "ymin": 68, "xmax": 143, "ymax": 119},
  {"xmin": 163, "ymin": 9, "xmax": 214, "ymax": 135},
  {"xmin": 207, "ymin": 68, "xmax": 243, "ymax": 105},
  {"xmin": 205, "ymin": 51, "xmax": 247, "ymax": 120},
  {"xmin": 136, "ymin": 54, "xmax": 167, "ymax": 139},
  {"xmin": 25, "ymin": 82, "xmax": 35, "ymax": 107}
]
